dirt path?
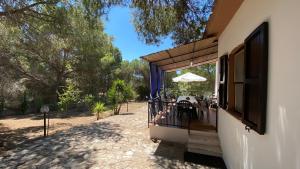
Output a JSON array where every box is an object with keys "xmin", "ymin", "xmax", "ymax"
[
  {"xmin": 0, "ymin": 102, "xmax": 142, "ymax": 153},
  {"xmin": 0, "ymin": 102, "xmax": 212, "ymax": 169}
]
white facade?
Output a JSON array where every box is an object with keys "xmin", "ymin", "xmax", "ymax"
[
  {"xmin": 150, "ymin": 125, "xmax": 189, "ymax": 144},
  {"xmin": 217, "ymin": 0, "xmax": 300, "ymax": 169}
]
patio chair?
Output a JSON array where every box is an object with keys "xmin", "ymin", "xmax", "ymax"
[{"xmin": 177, "ymin": 100, "xmax": 195, "ymax": 119}]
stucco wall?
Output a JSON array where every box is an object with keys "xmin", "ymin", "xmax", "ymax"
[
  {"xmin": 149, "ymin": 125, "xmax": 189, "ymax": 144},
  {"xmin": 217, "ymin": 0, "xmax": 300, "ymax": 169}
]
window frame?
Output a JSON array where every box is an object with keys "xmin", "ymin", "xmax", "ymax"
[
  {"xmin": 228, "ymin": 44, "xmax": 244, "ymax": 119},
  {"xmin": 218, "ymin": 54, "xmax": 228, "ymax": 109}
]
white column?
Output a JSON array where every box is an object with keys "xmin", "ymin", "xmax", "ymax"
[{"xmin": 214, "ymin": 60, "xmax": 219, "ymax": 97}]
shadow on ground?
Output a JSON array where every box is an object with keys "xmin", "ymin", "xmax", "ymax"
[
  {"xmin": 118, "ymin": 112, "xmax": 134, "ymax": 116},
  {"xmin": 0, "ymin": 125, "xmax": 44, "ymax": 152},
  {"xmin": 30, "ymin": 110, "xmax": 95, "ymax": 120},
  {"xmin": 152, "ymin": 141, "xmax": 219, "ymax": 169},
  {"xmin": 152, "ymin": 141, "xmax": 195, "ymax": 169},
  {"xmin": 0, "ymin": 121, "xmax": 123, "ymax": 168},
  {"xmin": 0, "ymin": 110, "xmax": 95, "ymax": 121}
]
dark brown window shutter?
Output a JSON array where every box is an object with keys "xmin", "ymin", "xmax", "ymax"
[
  {"xmin": 219, "ymin": 55, "xmax": 228, "ymax": 109},
  {"xmin": 243, "ymin": 22, "xmax": 268, "ymax": 135}
]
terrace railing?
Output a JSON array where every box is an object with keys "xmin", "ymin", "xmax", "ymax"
[
  {"xmin": 147, "ymin": 99, "xmax": 191, "ymax": 130},
  {"xmin": 147, "ymin": 97, "xmax": 219, "ymax": 132}
]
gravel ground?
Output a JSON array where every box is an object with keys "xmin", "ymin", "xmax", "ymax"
[
  {"xmin": 0, "ymin": 102, "xmax": 141, "ymax": 153},
  {"xmin": 0, "ymin": 102, "xmax": 214, "ymax": 169}
]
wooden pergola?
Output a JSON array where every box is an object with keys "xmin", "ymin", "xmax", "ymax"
[{"xmin": 141, "ymin": 37, "xmax": 218, "ymax": 72}]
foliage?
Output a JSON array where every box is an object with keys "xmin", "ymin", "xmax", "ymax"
[
  {"xmin": 0, "ymin": 5, "xmax": 122, "ymax": 113},
  {"xmin": 58, "ymin": 83, "xmax": 81, "ymax": 111},
  {"xmin": 92, "ymin": 102, "xmax": 105, "ymax": 120},
  {"xmin": 0, "ymin": 0, "xmax": 121, "ymax": 26},
  {"xmin": 131, "ymin": 0, "xmax": 214, "ymax": 45},
  {"xmin": 20, "ymin": 92, "xmax": 28, "ymax": 114},
  {"xmin": 117, "ymin": 59, "xmax": 150, "ymax": 100},
  {"xmin": 1, "ymin": 0, "xmax": 214, "ymax": 45},
  {"xmin": 0, "ymin": 96, "xmax": 4, "ymax": 114},
  {"xmin": 32, "ymin": 96, "xmax": 44, "ymax": 113},
  {"xmin": 0, "ymin": 0, "xmax": 59, "ymax": 24},
  {"xmin": 81, "ymin": 94, "xmax": 95, "ymax": 110},
  {"xmin": 108, "ymin": 79, "xmax": 134, "ymax": 115},
  {"xmin": 0, "ymin": 87, "xmax": 4, "ymax": 114},
  {"xmin": 0, "ymin": 0, "xmax": 215, "ymax": 115},
  {"xmin": 166, "ymin": 63, "xmax": 216, "ymax": 97}
]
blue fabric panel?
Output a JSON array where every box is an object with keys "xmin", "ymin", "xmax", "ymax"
[
  {"xmin": 157, "ymin": 67, "xmax": 165, "ymax": 96},
  {"xmin": 149, "ymin": 63, "xmax": 158, "ymax": 99}
]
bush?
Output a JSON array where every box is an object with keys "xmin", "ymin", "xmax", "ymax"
[
  {"xmin": 20, "ymin": 92, "xmax": 28, "ymax": 114},
  {"xmin": 108, "ymin": 79, "xmax": 134, "ymax": 115},
  {"xmin": 33, "ymin": 96, "xmax": 44, "ymax": 113},
  {"xmin": 58, "ymin": 83, "xmax": 81, "ymax": 111},
  {"xmin": 93, "ymin": 102, "xmax": 105, "ymax": 120},
  {"xmin": 0, "ymin": 96, "xmax": 4, "ymax": 114},
  {"xmin": 136, "ymin": 86, "xmax": 149, "ymax": 100},
  {"xmin": 79, "ymin": 94, "xmax": 95, "ymax": 111}
]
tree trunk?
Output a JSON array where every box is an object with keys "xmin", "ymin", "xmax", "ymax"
[{"xmin": 114, "ymin": 103, "xmax": 122, "ymax": 115}]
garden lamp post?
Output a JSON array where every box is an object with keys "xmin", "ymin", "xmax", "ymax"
[{"xmin": 40, "ymin": 105, "xmax": 49, "ymax": 137}]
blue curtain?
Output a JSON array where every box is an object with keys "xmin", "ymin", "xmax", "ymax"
[
  {"xmin": 157, "ymin": 67, "xmax": 164, "ymax": 97},
  {"xmin": 150, "ymin": 63, "xmax": 158, "ymax": 99},
  {"xmin": 149, "ymin": 63, "xmax": 165, "ymax": 99}
]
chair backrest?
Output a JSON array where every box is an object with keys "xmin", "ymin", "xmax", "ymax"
[{"xmin": 177, "ymin": 100, "xmax": 193, "ymax": 109}]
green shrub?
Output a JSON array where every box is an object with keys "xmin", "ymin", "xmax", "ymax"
[
  {"xmin": 108, "ymin": 79, "xmax": 134, "ymax": 115},
  {"xmin": 58, "ymin": 83, "xmax": 81, "ymax": 111},
  {"xmin": 136, "ymin": 86, "xmax": 149, "ymax": 100},
  {"xmin": 0, "ymin": 96, "xmax": 4, "ymax": 114},
  {"xmin": 20, "ymin": 92, "xmax": 28, "ymax": 114},
  {"xmin": 82, "ymin": 94, "xmax": 95, "ymax": 110},
  {"xmin": 33, "ymin": 96, "xmax": 44, "ymax": 113},
  {"xmin": 93, "ymin": 102, "xmax": 105, "ymax": 120}
]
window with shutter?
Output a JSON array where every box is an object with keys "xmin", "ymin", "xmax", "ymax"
[
  {"xmin": 227, "ymin": 44, "xmax": 244, "ymax": 119},
  {"xmin": 234, "ymin": 48, "xmax": 245, "ymax": 114},
  {"xmin": 243, "ymin": 22, "xmax": 268, "ymax": 135},
  {"xmin": 219, "ymin": 55, "xmax": 228, "ymax": 109}
]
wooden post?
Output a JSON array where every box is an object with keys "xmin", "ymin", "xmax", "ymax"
[{"xmin": 127, "ymin": 101, "xmax": 128, "ymax": 112}]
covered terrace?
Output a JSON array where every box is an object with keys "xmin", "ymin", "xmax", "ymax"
[{"xmin": 141, "ymin": 36, "xmax": 219, "ymax": 132}]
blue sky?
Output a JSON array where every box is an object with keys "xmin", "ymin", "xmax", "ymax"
[{"xmin": 102, "ymin": 7, "xmax": 173, "ymax": 61}]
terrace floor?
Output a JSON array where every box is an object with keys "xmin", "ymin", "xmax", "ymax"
[{"xmin": 0, "ymin": 102, "xmax": 216, "ymax": 169}]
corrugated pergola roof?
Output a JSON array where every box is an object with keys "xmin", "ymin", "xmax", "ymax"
[{"xmin": 141, "ymin": 37, "xmax": 218, "ymax": 72}]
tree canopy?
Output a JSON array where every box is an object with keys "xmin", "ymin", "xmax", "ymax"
[
  {"xmin": 1, "ymin": 0, "xmax": 214, "ymax": 46},
  {"xmin": 0, "ymin": 2, "xmax": 126, "ymax": 112},
  {"xmin": 165, "ymin": 64, "xmax": 216, "ymax": 97},
  {"xmin": 0, "ymin": 0, "xmax": 215, "ymax": 114},
  {"xmin": 131, "ymin": 0, "xmax": 214, "ymax": 45}
]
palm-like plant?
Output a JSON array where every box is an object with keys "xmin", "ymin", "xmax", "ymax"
[{"xmin": 93, "ymin": 102, "xmax": 105, "ymax": 120}]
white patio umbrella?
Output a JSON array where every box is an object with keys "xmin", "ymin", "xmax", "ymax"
[{"xmin": 172, "ymin": 72, "xmax": 206, "ymax": 82}]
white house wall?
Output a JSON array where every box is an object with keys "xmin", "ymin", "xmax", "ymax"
[
  {"xmin": 217, "ymin": 0, "xmax": 300, "ymax": 169},
  {"xmin": 149, "ymin": 125, "xmax": 189, "ymax": 144}
]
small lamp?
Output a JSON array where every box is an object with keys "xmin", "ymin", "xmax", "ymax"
[{"xmin": 40, "ymin": 105, "xmax": 49, "ymax": 137}]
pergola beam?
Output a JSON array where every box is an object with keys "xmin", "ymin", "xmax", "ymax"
[
  {"xmin": 165, "ymin": 59, "xmax": 218, "ymax": 72},
  {"xmin": 161, "ymin": 53, "xmax": 218, "ymax": 71},
  {"xmin": 158, "ymin": 47, "xmax": 217, "ymax": 67},
  {"xmin": 152, "ymin": 42, "xmax": 218, "ymax": 65}
]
